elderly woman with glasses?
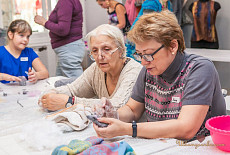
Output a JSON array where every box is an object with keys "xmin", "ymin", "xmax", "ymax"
[
  {"xmin": 93, "ymin": 10, "xmax": 226, "ymax": 141},
  {"xmin": 39, "ymin": 24, "xmax": 142, "ymax": 111}
]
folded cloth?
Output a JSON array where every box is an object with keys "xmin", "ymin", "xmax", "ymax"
[
  {"xmin": 46, "ymin": 104, "xmax": 92, "ymax": 132},
  {"xmin": 52, "ymin": 136, "xmax": 136, "ymax": 155}
]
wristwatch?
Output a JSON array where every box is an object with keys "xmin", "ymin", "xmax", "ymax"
[
  {"xmin": 65, "ymin": 97, "xmax": 74, "ymax": 108},
  {"xmin": 132, "ymin": 120, "xmax": 137, "ymax": 138}
]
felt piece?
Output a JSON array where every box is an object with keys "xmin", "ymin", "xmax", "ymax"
[{"xmin": 52, "ymin": 136, "xmax": 136, "ymax": 155}]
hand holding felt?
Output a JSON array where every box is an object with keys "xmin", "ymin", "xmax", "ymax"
[
  {"xmin": 28, "ymin": 68, "xmax": 38, "ymax": 83},
  {"xmin": 93, "ymin": 97, "xmax": 119, "ymax": 119},
  {"xmin": 41, "ymin": 93, "xmax": 68, "ymax": 111}
]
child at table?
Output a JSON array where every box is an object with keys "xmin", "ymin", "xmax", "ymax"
[{"xmin": 0, "ymin": 19, "xmax": 49, "ymax": 84}]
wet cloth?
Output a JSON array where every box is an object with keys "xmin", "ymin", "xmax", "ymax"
[
  {"xmin": 46, "ymin": 104, "xmax": 92, "ymax": 132},
  {"xmin": 52, "ymin": 136, "xmax": 136, "ymax": 155}
]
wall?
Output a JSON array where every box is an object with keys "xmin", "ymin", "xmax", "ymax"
[
  {"xmin": 216, "ymin": 0, "xmax": 230, "ymax": 50},
  {"xmin": 214, "ymin": 0, "xmax": 230, "ymax": 92},
  {"xmin": 85, "ymin": 0, "xmax": 122, "ymax": 34},
  {"xmin": 0, "ymin": 2, "xmax": 3, "ymax": 28}
]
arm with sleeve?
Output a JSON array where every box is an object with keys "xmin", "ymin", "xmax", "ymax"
[
  {"xmin": 131, "ymin": 67, "xmax": 146, "ymax": 104},
  {"xmin": 53, "ymin": 59, "xmax": 142, "ymax": 109},
  {"xmin": 44, "ymin": 0, "xmax": 73, "ymax": 36}
]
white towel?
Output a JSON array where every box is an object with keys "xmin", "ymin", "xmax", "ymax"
[{"xmin": 46, "ymin": 104, "xmax": 92, "ymax": 132}]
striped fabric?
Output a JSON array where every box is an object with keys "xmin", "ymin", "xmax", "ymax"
[{"xmin": 191, "ymin": 0, "xmax": 218, "ymax": 42}]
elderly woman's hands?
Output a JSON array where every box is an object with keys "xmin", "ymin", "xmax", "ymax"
[
  {"xmin": 40, "ymin": 93, "xmax": 69, "ymax": 111},
  {"xmin": 93, "ymin": 97, "xmax": 119, "ymax": 119},
  {"xmin": 93, "ymin": 117, "xmax": 130, "ymax": 138}
]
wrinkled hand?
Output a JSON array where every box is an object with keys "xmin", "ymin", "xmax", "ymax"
[
  {"xmin": 1, "ymin": 73, "xmax": 21, "ymax": 82},
  {"xmin": 93, "ymin": 97, "xmax": 119, "ymax": 119},
  {"xmin": 93, "ymin": 117, "xmax": 128, "ymax": 138},
  {"xmin": 38, "ymin": 89, "xmax": 57, "ymax": 105},
  {"xmin": 34, "ymin": 15, "xmax": 47, "ymax": 26},
  {"xmin": 40, "ymin": 93, "xmax": 69, "ymax": 111},
  {"xmin": 28, "ymin": 68, "xmax": 38, "ymax": 83}
]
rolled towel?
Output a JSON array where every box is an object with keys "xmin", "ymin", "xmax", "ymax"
[{"xmin": 46, "ymin": 104, "xmax": 92, "ymax": 132}]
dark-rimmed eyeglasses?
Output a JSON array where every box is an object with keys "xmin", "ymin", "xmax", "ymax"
[{"xmin": 133, "ymin": 45, "xmax": 164, "ymax": 62}]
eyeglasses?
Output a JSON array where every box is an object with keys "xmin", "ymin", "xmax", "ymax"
[
  {"xmin": 133, "ymin": 45, "xmax": 164, "ymax": 62},
  {"xmin": 89, "ymin": 47, "xmax": 119, "ymax": 61}
]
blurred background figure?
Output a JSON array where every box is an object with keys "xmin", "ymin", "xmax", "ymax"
[
  {"xmin": 34, "ymin": 0, "xmax": 85, "ymax": 78},
  {"xmin": 96, "ymin": 0, "xmax": 131, "ymax": 35}
]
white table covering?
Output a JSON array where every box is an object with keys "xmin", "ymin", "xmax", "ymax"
[{"xmin": 0, "ymin": 78, "xmax": 229, "ymax": 155}]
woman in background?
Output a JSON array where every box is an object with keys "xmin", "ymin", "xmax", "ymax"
[
  {"xmin": 34, "ymin": 0, "xmax": 85, "ymax": 78},
  {"xmin": 97, "ymin": 0, "xmax": 131, "ymax": 35}
]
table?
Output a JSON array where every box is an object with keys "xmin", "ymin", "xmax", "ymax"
[{"xmin": 0, "ymin": 78, "xmax": 229, "ymax": 155}]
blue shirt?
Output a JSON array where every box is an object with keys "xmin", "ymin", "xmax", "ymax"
[{"xmin": 0, "ymin": 46, "xmax": 38, "ymax": 83}]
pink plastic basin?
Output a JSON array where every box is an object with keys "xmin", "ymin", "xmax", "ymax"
[{"xmin": 205, "ymin": 115, "xmax": 230, "ymax": 152}]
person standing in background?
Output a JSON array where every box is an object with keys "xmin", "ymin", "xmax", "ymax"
[
  {"xmin": 96, "ymin": 0, "xmax": 131, "ymax": 35},
  {"xmin": 34, "ymin": 0, "xmax": 85, "ymax": 78},
  {"xmin": 181, "ymin": 0, "xmax": 196, "ymax": 48},
  {"xmin": 170, "ymin": 0, "xmax": 183, "ymax": 25}
]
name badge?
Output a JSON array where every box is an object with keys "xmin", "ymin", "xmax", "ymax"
[
  {"xmin": 20, "ymin": 57, "xmax": 28, "ymax": 61},
  {"xmin": 172, "ymin": 97, "xmax": 181, "ymax": 103}
]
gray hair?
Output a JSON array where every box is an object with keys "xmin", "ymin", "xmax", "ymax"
[{"xmin": 86, "ymin": 24, "xmax": 126, "ymax": 57}]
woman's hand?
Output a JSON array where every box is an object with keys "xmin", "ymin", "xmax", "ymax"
[
  {"xmin": 0, "ymin": 73, "xmax": 21, "ymax": 82},
  {"xmin": 93, "ymin": 117, "xmax": 130, "ymax": 138},
  {"xmin": 40, "ymin": 93, "xmax": 69, "ymax": 111},
  {"xmin": 93, "ymin": 97, "xmax": 118, "ymax": 119},
  {"xmin": 28, "ymin": 68, "xmax": 38, "ymax": 83},
  {"xmin": 34, "ymin": 15, "xmax": 47, "ymax": 26}
]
